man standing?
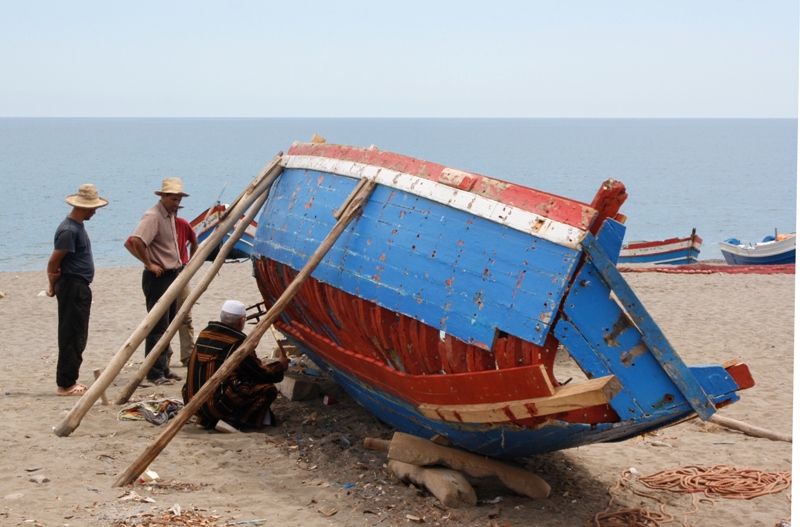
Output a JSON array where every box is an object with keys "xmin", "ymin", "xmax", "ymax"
[
  {"xmin": 183, "ymin": 300, "xmax": 290, "ymax": 432},
  {"xmin": 174, "ymin": 208, "xmax": 198, "ymax": 366},
  {"xmin": 47, "ymin": 183, "xmax": 108, "ymax": 396},
  {"xmin": 126, "ymin": 177, "xmax": 188, "ymax": 385}
]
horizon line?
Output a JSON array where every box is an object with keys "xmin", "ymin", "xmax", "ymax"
[{"xmin": 0, "ymin": 116, "xmax": 797, "ymax": 120}]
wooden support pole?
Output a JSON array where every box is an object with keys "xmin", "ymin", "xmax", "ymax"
[
  {"xmin": 92, "ymin": 369, "xmax": 109, "ymax": 406},
  {"xmin": 53, "ymin": 154, "xmax": 284, "ymax": 437},
  {"xmin": 114, "ymin": 185, "xmax": 273, "ymax": 404},
  {"xmin": 708, "ymin": 414, "xmax": 792, "ymax": 443},
  {"xmin": 113, "ymin": 179, "xmax": 377, "ymax": 487},
  {"xmin": 386, "ymin": 432, "xmax": 550, "ymax": 500}
]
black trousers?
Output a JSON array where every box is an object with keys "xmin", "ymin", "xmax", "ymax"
[
  {"xmin": 55, "ymin": 276, "xmax": 92, "ymax": 388},
  {"xmin": 142, "ymin": 269, "xmax": 179, "ymax": 380}
]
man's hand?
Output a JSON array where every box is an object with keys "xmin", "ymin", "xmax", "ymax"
[
  {"xmin": 126, "ymin": 236, "xmax": 160, "ymax": 274},
  {"xmin": 46, "ymin": 269, "xmax": 61, "ymax": 297},
  {"xmin": 46, "ymin": 250, "xmax": 67, "ymax": 297},
  {"xmin": 146, "ymin": 263, "xmax": 164, "ymax": 277},
  {"xmin": 277, "ymin": 356, "xmax": 291, "ymax": 371}
]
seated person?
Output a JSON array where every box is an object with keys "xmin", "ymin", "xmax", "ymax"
[{"xmin": 182, "ymin": 299, "xmax": 289, "ymax": 431}]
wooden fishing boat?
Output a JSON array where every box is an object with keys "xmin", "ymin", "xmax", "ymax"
[
  {"xmin": 719, "ymin": 233, "xmax": 796, "ymax": 266},
  {"xmin": 251, "ymin": 141, "xmax": 753, "ymax": 459},
  {"xmin": 190, "ymin": 204, "xmax": 257, "ymax": 261},
  {"xmin": 618, "ymin": 229, "xmax": 702, "ymax": 265}
]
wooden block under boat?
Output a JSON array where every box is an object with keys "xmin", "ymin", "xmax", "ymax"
[
  {"xmin": 276, "ymin": 372, "xmax": 321, "ymax": 401},
  {"xmin": 418, "ymin": 375, "xmax": 622, "ymax": 424}
]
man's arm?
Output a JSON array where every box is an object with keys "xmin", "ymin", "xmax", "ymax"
[
  {"xmin": 125, "ymin": 236, "xmax": 164, "ymax": 276},
  {"xmin": 185, "ymin": 221, "xmax": 199, "ymax": 261},
  {"xmin": 46, "ymin": 250, "xmax": 67, "ymax": 297},
  {"xmin": 188, "ymin": 237, "xmax": 198, "ymax": 260}
]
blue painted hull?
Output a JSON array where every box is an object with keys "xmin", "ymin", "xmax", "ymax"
[
  {"xmin": 255, "ymin": 167, "xmax": 576, "ymax": 349},
  {"xmin": 720, "ymin": 247, "xmax": 796, "ymax": 265},
  {"xmin": 721, "ymin": 250, "xmax": 795, "ymax": 265},
  {"xmin": 617, "ymin": 248, "xmax": 700, "ymax": 265},
  {"xmin": 251, "ymin": 143, "xmax": 752, "ymax": 458}
]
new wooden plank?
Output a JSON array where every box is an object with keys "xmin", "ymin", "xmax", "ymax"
[{"xmin": 417, "ymin": 373, "xmax": 618, "ymax": 424}]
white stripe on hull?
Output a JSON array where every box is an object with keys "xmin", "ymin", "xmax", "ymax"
[
  {"xmin": 620, "ymin": 239, "xmax": 697, "ymax": 258},
  {"xmin": 282, "ymin": 155, "xmax": 587, "ymax": 250}
]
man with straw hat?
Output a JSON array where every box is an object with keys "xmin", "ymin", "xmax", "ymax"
[
  {"xmin": 47, "ymin": 183, "xmax": 108, "ymax": 396},
  {"xmin": 126, "ymin": 178, "xmax": 189, "ymax": 385}
]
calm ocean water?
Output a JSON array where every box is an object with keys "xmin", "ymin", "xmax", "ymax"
[{"xmin": 0, "ymin": 118, "xmax": 796, "ymax": 272}]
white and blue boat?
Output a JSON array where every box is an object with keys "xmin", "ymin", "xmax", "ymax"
[
  {"xmin": 719, "ymin": 233, "xmax": 796, "ymax": 266},
  {"xmin": 249, "ymin": 139, "xmax": 754, "ymax": 459},
  {"xmin": 618, "ymin": 229, "xmax": 702, "ymax": 265}
]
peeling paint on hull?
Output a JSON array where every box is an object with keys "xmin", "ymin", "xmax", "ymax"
[{"xmin": 251, "ymin": 142, "xmax": 752, "ymax": 458}]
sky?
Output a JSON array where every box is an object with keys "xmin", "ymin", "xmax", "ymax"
[{"xmin": 0, "ymin": 1, "xmax": 798, "ymax": 118}]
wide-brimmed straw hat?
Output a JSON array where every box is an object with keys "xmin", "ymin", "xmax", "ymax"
[
  {"xmin": 155, "ymin": 177, "xmax": 189, "ymax": 197},
  {"xmin": 65, "ymin": 183, "xmax": 109, "ymax": 209}
]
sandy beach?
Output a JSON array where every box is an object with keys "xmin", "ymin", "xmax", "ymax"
[{"xmin": 0, "ymin": 263, "xmax": 793, "ymax": 526}]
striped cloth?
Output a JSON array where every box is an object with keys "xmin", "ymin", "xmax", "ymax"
[{"xmin": 181, "ymin": 321, "xmax": 284, "ymax": 428}]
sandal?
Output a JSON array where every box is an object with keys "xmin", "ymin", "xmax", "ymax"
[
  {"xmin": 57, "ymin": 383, "xmax": 88, "ymax": 396},
  {"xmin": 149, "ymin": 377, "xmax": 174, "ymax": 386},
  {"xmin": 164, "ymin": 370, "xmax": 183, "ymax": 381}
]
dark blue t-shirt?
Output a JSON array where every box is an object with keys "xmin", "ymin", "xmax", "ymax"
[{"xmin": 53, "ymin": 217, "xmax": 94, "ymax": 283}]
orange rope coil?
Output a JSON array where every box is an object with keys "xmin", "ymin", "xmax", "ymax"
[
  {"xmin": 587, "ymin": 465, "xmax": 791, "ymax": 527},
  {"xmin": 639, "ymin": 464, "xmax": 791, "ymax": 500}
]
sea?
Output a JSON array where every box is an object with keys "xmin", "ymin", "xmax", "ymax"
[{"xmin": 0, "ymin": 118, "xmax": 796, "ymax": 272}]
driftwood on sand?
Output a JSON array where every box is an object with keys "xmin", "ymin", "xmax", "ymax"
[
  {"xmin": 365, "ymin": 432, "xmax": 550, "ymax": 502},
  {"xmin": 708, "ymin": 414, "xmax": 792, "ymax": 443}
]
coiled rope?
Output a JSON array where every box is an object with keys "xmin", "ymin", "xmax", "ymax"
[
  {"xmin": 639, "ymin": 464, "xmax": 791, "ymax": 500},
  {"xmin": 586, "ymin": 465, "xmax": 791, "ymax": 527}
]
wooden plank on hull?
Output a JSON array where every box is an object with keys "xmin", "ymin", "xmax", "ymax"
[
  {"xmin": 554, "ymin": 318, "xmax": 645, "ymax": 419},
  {"xmin": 558, "ymin": 220, "xmax": 705, "ymax": 419},
  {"xmin": 418, "ymin": 374, "xmax": 620, "ymax": 424},
  {"xmin": 581, "ymin": 232, "xmax": 716, "ymax": 420}
]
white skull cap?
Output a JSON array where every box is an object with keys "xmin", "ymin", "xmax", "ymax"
[{"xmin": 221, "ymin": 300, "xmax": 247, "ymax": 317}]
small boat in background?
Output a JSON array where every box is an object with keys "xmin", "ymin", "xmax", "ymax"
[
  {"xmin": 618, "ymin": 229, "xmax": 702, "ymax": 265},
  {"xmin": 190, "ymin": 203, "xmax": 257, "ymax": 261},
  {"xmin": 719, "ymin": 232, "xmax": 796, "ymax": 266}
]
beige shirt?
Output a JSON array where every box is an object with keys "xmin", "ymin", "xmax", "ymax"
[{"xmin": 131, "ymin": 201, "xmax": 182, "ymax": 270}]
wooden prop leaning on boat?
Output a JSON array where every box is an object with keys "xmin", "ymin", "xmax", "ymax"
[
  {"xmin": 52, "ymin": 153, "xmax": 285, "ymax": 437},
  {"xmin": 113, "ymin": 178, "xmax": 378, "ymax": 487}
]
